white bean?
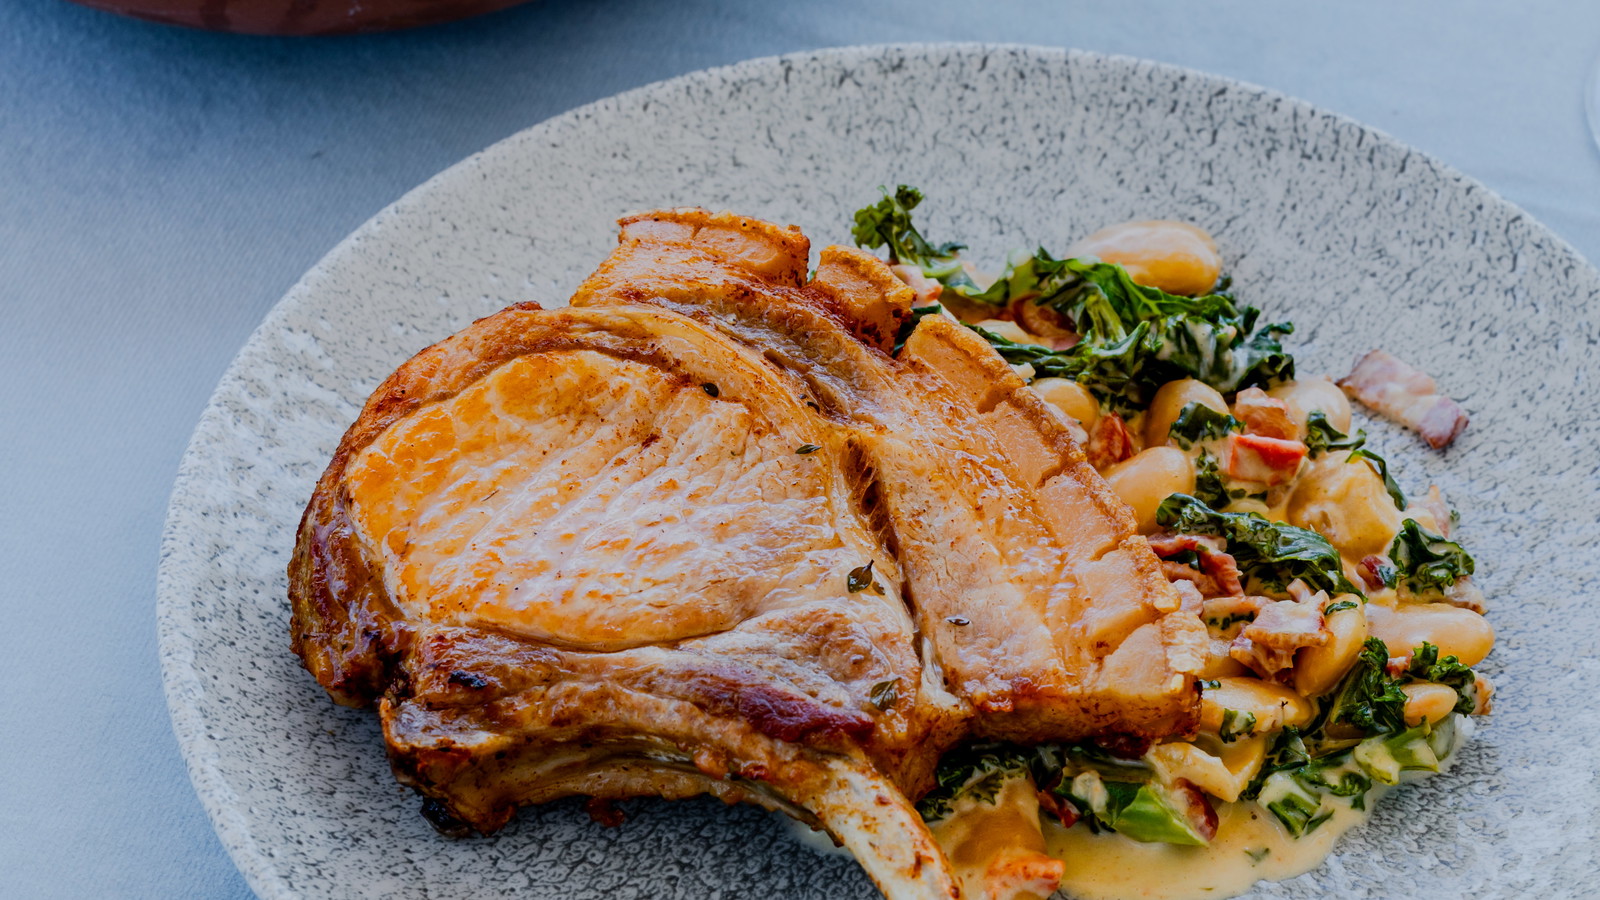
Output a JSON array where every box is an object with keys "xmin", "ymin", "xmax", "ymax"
[
  {"xmin": 1104, "ymin": 447, "xmax": 1196, "ymax": 534},
  {"xmin": 1030, "ymin": 377, "xmax": 1099, "ymax": 429},
  {"xmin": 1142, "ymin": 379, "xmax": 1230, "ymax": 448},
  {"xmin": 1293, "ymin": 600, "xmax": 1368, "ymax": 697}
]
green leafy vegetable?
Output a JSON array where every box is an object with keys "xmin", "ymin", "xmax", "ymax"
[
  {"xmin": 850, "ymin": 187, "xmax": 1295, "ymax": 412},
  {"xmin": 1388, "ymin": 519, "xmax": 1475, "ymax": 595},
  {"xmin": 1303, "ymin": 411, "xmax": 1365, "ymax": 455},
  {"xmin": 1325, "ymin": 638, "xmax": 1408, "ymax": 735},
  {"xmin": 915, "ymin": 743, "xmax": 1032, "ymax": 821},
  {"xmin": 1168, "ymin": 402, "xmax": 1242, "ymax": 449},
  {"xmin": 795, "ymin": 444, "xmax": 820, "ymax": 455},
  {"xmin": 1324, "ymin": 599, "xmax": 1359, "ymax": 615},
  {"xmin": 1347, "ymin": 448, "xmax": 1406, "ymax": 509},
  {"xmin": 850, "ymin": 185, "xmax": 965, "ymax": 275},
  {"xmin": 1352, "ymin": 726, "xmax": 1440, "ymax": 785},
  {"xmin": 1256, "ymin": 770, "xmax": 1332, "ymax": 837},
  {"xmin": 966, "ymin": 286, "xmax": 1294, "ymax": 412},
  {"xmin": 1087, "ymin": 779, "xmax": 1212, "ymax": 846},
  {"xmin": 1155, "ymin": 494, "xmax": 1362, "ymax": 596},
  {"xmin": 1406, "ymin": 642, "xmax": 1479, "ymax": 714},
  {"xmin": 1193, "ymin": 451, "xmax": 1228, "ymax": 508},
  {"xmin": 1219, "ymin": 709, "xmax": 1258, "ymax": 743}
]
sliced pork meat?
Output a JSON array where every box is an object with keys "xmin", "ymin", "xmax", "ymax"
[{"xmin": 289, "ymin": 208, "xmax": 1206, "ymax": 900}]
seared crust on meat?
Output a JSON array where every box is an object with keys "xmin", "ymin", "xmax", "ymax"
[{"xmin": 290, "ymin": 208, "xmax": 1201, "ymax": 900}]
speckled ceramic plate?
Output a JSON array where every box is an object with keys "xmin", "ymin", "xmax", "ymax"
[{"xmin": 158, "ymin": 45, "xmax": 1600, "ymax": 900}]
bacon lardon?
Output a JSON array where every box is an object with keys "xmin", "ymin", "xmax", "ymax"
[{"xmin": 1338, "ymin": 349, "xmax": 1470, "ymax": 449}]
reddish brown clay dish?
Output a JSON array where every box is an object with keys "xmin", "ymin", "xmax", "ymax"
[{"xmin": 68, "ymin": 0, "xmax": 532, "ymax": 35}]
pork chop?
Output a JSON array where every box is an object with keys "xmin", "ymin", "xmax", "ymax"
[{"xmin": 290, "ymin": 208, "xmax": 1203, "ymax": 899}]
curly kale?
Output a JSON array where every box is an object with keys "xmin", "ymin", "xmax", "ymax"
[
  {"xmin": 1192, "ymin": 451, "xmax": 1228, "ymax": 508},
  {"xmin": 1167, "ymin": 402, "xmax": 1242, "ymax": 450},
  {"xmin": 914, "ymin": 743, "xmax": 1034, "ymax": 821},
  {"xmin": 1406, "ymin": 642, "xmax": 1479, "ymax": 714},
  {"xmin": 851, "ymin": 187, "xmax": 1294, "ymax": 413},
  {"xmin": 1303, "ymin": 411, "xmax": 1366, "ymax": 455},
  {"xmin": 850, "ymin": 185, "xmax": 966, "ymax": 275},
  {"xmin": 1155, "ymin": 494, "xmax": 1362, "ymax": 597},
  {"xmin": 1347, "ymin": 448, "xmax": 1406, "ymax": 509},
  {"xmin": 1389, "ymin": 519, "xmax": 1475, "ymax": 596},
  {"xmin": 1325, "ymin": 638, "xmax": 1409, "ymax": 735}
]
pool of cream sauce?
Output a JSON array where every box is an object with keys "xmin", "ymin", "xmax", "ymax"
[{"xmin": 1042, "ymin": 795, "xmax": 1377, "ymax": 900}]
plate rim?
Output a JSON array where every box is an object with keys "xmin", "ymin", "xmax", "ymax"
[{"xmin": 155, "ymin": 41, "xmax": 1600, "ymax": 900}]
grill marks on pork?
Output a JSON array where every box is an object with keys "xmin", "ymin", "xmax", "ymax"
[{"xmin": 290, "ymin": 208, "xmax": 1203, "ymax": 900}]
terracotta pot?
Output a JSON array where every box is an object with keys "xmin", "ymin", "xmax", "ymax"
[{"xmin": 69, "ymin": 0, "xmax": 534, "ymax": 35}]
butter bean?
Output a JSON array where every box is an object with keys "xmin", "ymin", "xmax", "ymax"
[
  {"xmin": 1401, "ymin": 683, "xmax": 1460, "ymax": 727},
  {"xmin": 1200, "ymin": 677, "xmax": 1314, "ymax": 736},
  {"xmin": 973, "ymin": 318, "xmax": 1037, "ymax": 345},
  {"xmin": 1267, "ymin": 377, "xmax": 1352, "ymax": 437},
  {"xmin": 1067, "ymin": 220, "xmax": 1223, "ymax": 296},
  {"xmin": 1287, "ymin": 456, "xmax": 1402, "ymax": 558},
  {"xmin": 1367, "ymin": 602, "xmax": 1494, "ymax": 666},
  {"xmin": 1293, "ymin": 599, "xmax": 1368, "ymax": 697},
  {"xmin": 1104, "ymin": 447, "xmax": 1195, "ymax": 534},
  {"xmin": 1143, "ymin": 379, "xmax": 1230, "ymax": 448},
  {"xmin": 1030, "ymin": 377, "xmax": 1099, "ymax": 429}
]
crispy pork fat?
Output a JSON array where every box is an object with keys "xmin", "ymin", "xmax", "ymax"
[{"xmin": 289, "ymin": 209, "xmax": 1203, "ymax": 899}]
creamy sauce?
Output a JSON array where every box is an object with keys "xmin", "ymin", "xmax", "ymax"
[{"xmin": 1043, "ymin": 796, "xmax": 1375, "ymax": 900}]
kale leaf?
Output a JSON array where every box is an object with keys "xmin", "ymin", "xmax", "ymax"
[
  {"xmin": 1192, "ymin": 451, "xmax": 1228, "ymax": 509},
  {"xmin": 1347, "ymin": 448, "xmax": 1406, "ymax": 509},
  {"xmin": 1325, "ymin": 638, "xmax": 1409, "ymax": 735},
  {"xmin": 850, "ymin": 187, "xmax": 1295, "ymax": 413},
  {"xmin": 1389, "ymin": 519, "xmax": 1475, "ymax": 595},
  {"xmin": 1168, "ymin": 402, "xmax": 1242, "ymax": 449},
  {"xmin": 915, "ymin": 743, "xmax": 1033, "ymax": 821},
  {"xmin": 851, "ymin": 185, "xmax": 966, "ymax": 275},
  {"xmin": 1406, "ymin": 642, "xmax": 1479, "ymax": 715},
  {"xmin": 1303, "ymin": 411, "xmax": 1366, "ymax": 455},
  {"xmin": 1155, "ymin": 494, "xmax": 1362, "ymax": 597}
]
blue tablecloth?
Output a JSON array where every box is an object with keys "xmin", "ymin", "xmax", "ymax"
[{"xmin": 3, "ymin": 1, "xmax": 1596, "ymax": 896}]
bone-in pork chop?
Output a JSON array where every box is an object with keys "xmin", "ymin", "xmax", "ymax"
[{"xmin": 290, "ymin": 209, "xmax": 1204, "ymax": 899}]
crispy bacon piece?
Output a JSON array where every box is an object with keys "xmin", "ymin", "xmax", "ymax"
[
  {"xmin": 1172, "ymin": 780, "xmax": 1221, "ymax": 843},
  {"xmin": 1201, "ymin": 594, "xmax": 1263, "ymax": 625},
  {"xmin": 1222, "ymin": 433, "xmax": 1307, "ymax": 486},
  {"xmin": 889, "ymin": 264, "xmax": 945, "ymax": 306},
  {"xmin": 1232, "ymin": 387, "xmax": 1297, "ymax": 440},
  {"xmin": 1035, "ymin": 789, "xmax": 1080, "ymax": 827},
  {"xmin": 1011, "ymin": 299, "xmax": 1081, "ymax": 351},
  {"xmin": 1229, "ymin": 584, "xmax": 1329, "ymax": 681},
  {"xmin": 1161, "ymin": 561, "xmax": 1216, "ymax": 596},
  {"xmin": 1358, "ymin": 555, "xmax": 1393, "ymax": 592},
  {"xmin": 1418, "ymin": 485, "xmax": 1454, "ymax": 538},
  {"xmin": 1442, "ymin": 578, "xmax": 1488, "ymax": 614},
  {"xmin": 1148, "ymin": 533, "xmax": 1244, "ymax": 598},
  {"xmin": 1338, "ymin": 350, "xmax": 1469, "ymax": 449},
  {"xmin": 1087, "ymin": 411, "xmax": 1136, "ymax": 470}
]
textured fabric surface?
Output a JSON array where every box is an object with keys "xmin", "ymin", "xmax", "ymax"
[{"xmin": 5, "ymin": 3, "xmax": 1600, "ymax": 900}]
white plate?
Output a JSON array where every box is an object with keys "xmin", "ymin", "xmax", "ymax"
[{"xmin": 159, "ymin": 45, "xmax": 1600, "ymax": 900}]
